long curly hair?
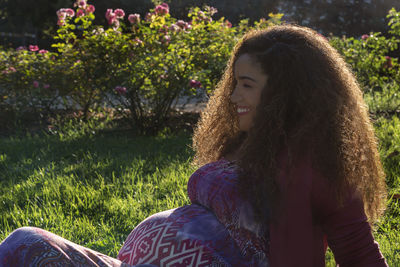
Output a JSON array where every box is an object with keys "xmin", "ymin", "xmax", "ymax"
[{"xmin": 192, "ymin": 25, "xmax": 386, "ymax": 225}]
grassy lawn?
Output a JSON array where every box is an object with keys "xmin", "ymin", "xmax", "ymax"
[{"xmin": 0, "ymin": 115, "xmax": 399, "ymax": 265}]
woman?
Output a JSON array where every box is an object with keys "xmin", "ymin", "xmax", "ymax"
[{"xmin": 0, "ymin": 25, "xmax": 387, "ymax": 266}]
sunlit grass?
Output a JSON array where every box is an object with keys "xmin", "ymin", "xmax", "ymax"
[{"xmin": 0, "ymin": 115, "xmax": 399, "ymax": 264}]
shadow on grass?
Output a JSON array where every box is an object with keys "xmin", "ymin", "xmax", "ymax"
[{"xmin": 0, "ymin": 128, "xmax": 194, "ymax": 189}]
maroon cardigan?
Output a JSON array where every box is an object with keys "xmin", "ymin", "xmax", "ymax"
[{"xmin": 269, "ymin": 152, "xmax": 387, "ymax": 266}]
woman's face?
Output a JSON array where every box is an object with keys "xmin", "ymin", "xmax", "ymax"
[{"xmin": 231, "ymin": 53, "xmax": 268, "ymax": 132}]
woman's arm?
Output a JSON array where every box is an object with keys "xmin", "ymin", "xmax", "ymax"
[{"xmin": 311, "ymin": 166, "xmax": 388, "ymax": 267}]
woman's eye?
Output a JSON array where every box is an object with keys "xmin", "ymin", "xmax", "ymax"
[{"xmin": 243, "ymin": 83, "xmax": 252, "ymax": 88}]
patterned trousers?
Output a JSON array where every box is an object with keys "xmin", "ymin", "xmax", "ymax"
[{"xmin": 0, "ymin": 227, "xmax": 154, "ymax": 267}]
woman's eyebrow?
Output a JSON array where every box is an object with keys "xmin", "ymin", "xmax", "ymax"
[{"xmin": 238, "ymin": 75, "xmax": 257, "ymax": 82}]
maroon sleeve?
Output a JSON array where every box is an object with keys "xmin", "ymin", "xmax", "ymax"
[
  {"xmin": 311, "ymin": 167, "xmax": 388, "ymax": 267},
  {"xmin": 269, "ymin": 155, "xmax": 316, "ymax": 267}
]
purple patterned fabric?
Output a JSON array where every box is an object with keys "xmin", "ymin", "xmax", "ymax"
[
  {"xmin": 0, "ymin": 227, "xmax": 134, "ymax": 267},
  {"xmin": 118, "ymin": 159, "xmax": 269, "ymax": 266},
  {"xmin": 0, "ymin": 159, "xmax": 269, "ymax": 266}
]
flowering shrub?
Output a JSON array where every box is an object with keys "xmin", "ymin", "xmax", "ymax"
[
  {"xmin": 329, "ymin": 8, "xmax": 400, "ymax": 115},
  {"xmin": 0, "ymin": 0, "xmax": 281, "ymax": 132}
]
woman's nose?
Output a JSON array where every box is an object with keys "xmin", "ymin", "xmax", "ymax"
[{"xmin": 230, "ymin": 87, "xmax": 241, "ymax": 103}]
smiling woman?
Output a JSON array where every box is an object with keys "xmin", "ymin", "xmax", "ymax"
[
  {"xmin": 0, "ymin": 25, "xmax": 388, "ymax": 267},
  {"xmin": 230, "ymin": 54, "xmax": 268, "ymax": 132}
]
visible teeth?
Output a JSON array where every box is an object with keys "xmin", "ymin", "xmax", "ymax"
[{"xmin": 238, "ymin": 108, "xmax": 250, "ymax": 113}]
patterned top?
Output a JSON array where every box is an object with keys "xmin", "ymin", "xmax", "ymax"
[{"xmin": 118, "ymin": 159, "xmax": 269, "ymax": 267}]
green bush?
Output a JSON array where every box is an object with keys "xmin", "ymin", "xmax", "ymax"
[{"xmin": 329, "ymin": 8, "xmax": 400, "ymax": 115}]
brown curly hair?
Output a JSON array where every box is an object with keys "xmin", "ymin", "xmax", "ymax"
[{"xmin": 192, "ymin": 25, "xmax": 386, "ymax": 225}]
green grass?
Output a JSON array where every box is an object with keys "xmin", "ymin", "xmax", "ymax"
[{"xmin": 0, "ymin": 115, "xmax": 399, "ymax": 265}]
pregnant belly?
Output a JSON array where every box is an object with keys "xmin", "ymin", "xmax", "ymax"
[{"xmin": 117, "ymin": 204, "xmax": 252, "ymax": 267}]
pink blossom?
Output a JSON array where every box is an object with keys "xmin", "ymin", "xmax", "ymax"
[
  {"xmin": 145, "ymin": 12, "xmax": 153, "ymax": 22},
  {"xmin": 86, "ymin": 4, "xmax": 95, "ymax": 13},
  {"xmin": 209, "ymin": 7, "xmax": 218, "ymax": 16},
  {"xmin": 114, "ymin": 86, "xmax": 127, "ymax": 95},
  {"xmin": 29, "ymin": 45, "xmax": 39, "ymax": 52},
  {"xmin": 162, "ymin": 35, "xmax": 171, "ymax": 44},
  {"xmin": 225, "ymin": 20, "xmax": 232, "ymax": 28},
  {"xmin": 65, "ymin": 8, "xmax": 75, "ymax": 17},
  {"xmin": 16, "ymin": 46, "xmax": 26, "ymax": 51},
  {"xmin": 133, "ymin": 38, "xmax": 143, "ymax": 45},
  {"xmin": 77, "ymin": 9, "xmax": 85, "ymax": 17},
  {"xmin": 73, "ymin": 0, "xmax": 86, "ymax": 8},
  {"xmin": 2, "ymin": 67, "xmax": 16, "ymax": 75},
  {"xmin": 112, "ymin": 20, "xmax": 120, "ymax": 30},
  {"xmin": 197, "ymin": 11, "xmax": 206, "ymax": 19},
  {"xmin": 39, "ymin": 49, "xmax": 48, "ymax": 54},
  {"xmin": 176, "ymin": 20, "xmax": 191, "ymax": 30},
  {"xmin": 105, "ymin": 9, "xmax": 113, "ymax": 19},
  {"xmin": 169, "ymin": 24, "xmax": 180, "ymax": 32},
  {"xmin": 57, "ymin": 8, "xmax": 74, "ymax": 19},
  {"xmin": 114, "ymin": 9, "xmax": 125, "ymax": 19},
  {"xmin": 158, "ymin": 25, "xmax": 169, "ymax": 33},
  {"xmin": 361, "ymin": 34, "xmax": 369, "ymax": 40},
  {"xmin": 43, "ymin": 84, "xmax": 50, "ymax": 89},
  {"xmin": 106, "ymin": 9, "xmax": 117, "ymax": 25},
  {"xmin": 33, "ymin": 81, "xmax": 39, "ymax": 88},
  {"xmin": 57, "ymin": 19, "xmax": 65, "ymax": 26},
  {"xmin": 57, "ymin": 10, "xmax": 67, "ymax": 20},
  {"xmin": 128, "ymin": 13, "xmax": 140, "ymax": 24},
  {"xmin": 189, "ymin": 79, "xmax": 201, "ymax": 88},
  {"xmin": 384, "ymin": 56, "xmax": 393, "ymax": 69},
  {"xmin": 155, "ymin": 3, "xmax": 169, "ymax": 16}
]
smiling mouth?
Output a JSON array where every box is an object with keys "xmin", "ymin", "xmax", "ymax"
[{"xmin": 237, "ymin": 106, "xmax": 250, "ymax": 115}]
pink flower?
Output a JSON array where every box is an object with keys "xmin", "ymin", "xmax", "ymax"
[
  {"xmin": 384, "ymin": 56, "xmax": 393, "ymax": 69},
  {"xmin": 39, "ymin": 49, "xmax": 48, "ymax": 54},
  {"xmin": 361, "ymin": 34, "xmax": 369, "ymax": 40},
  {"xmin": 197, "ymin": 11, "xmax": 206, "ymax": 19},
  {"xmin": 162, "ymin": 35, "xmax": 171, "ymax": 44},
  {"xmin": 225, "ymin": 20, "xmax": 232, "ymax": 28},
  {"xmin": 43, "ymin": 84, "xmax": 50, "ymax": 89},
  {"xmin": 145, "ymin": 12, "xmax": 153, "ymax": 22},
  {"xmin": 169, "ymin": 24, "xmax": 180, "ymax": 32},
  {"xmin": 133, "ymin": 38, "xmax": 143, "ymax": 45},
  {"xmin": 176, "ymin": 20, "xmax": 191, "ymax": 30},
  {"xmin": 65, "ymin": 8, "xmax": 75, "ymax": 17},
  {"xmin": 114, "ymin": 86, "xmax": 127, "ymax": 95},
  {"xmin": 209, "ymin": 7, "xmax": 218, "ymax": 16},
  {"xmin": 1, "ymin": 67, "xmax": 17, "ymax": 75},
  {"xmin": 57, "ymin": 19, "xmax": 65, "ymax": 26},
  {"xmin": 57, "ymin": 10, "xmax": 67, "ymax": 20},
  {"xmin": 29, "ymin": 45, "xmax": 39, "ymax": 52},
  {"xmin": 158, "ymin": 25, "xmax": 169, "ymax": 33},
  {"xmin": 128, "ymin": 13, "xmax": 140, "ymax": 24},
  {"xmin": 86, "ymin": 4, "xmax": 95, "ymax": 13},
  {"xmin": 155, "ymin": 3, "xmax": 169, "ymax": 16},
  {"xmin": 112, "ymin": 20, "xmax": 120, "ymax": 30},
  {"xmin": 57, "ymin": 8, "xmax": 74, "ymax": 19},
  {"xmin": 114, "ymin": 9, "xmax": 125, "ymax": 19},
  {"xmin": 77, "ymin": 9, "xmax": 85, "ymax": 17},
  {"xmin": 33, "ymin": 81, "xmax": 39, "ymax": 88},
  {"xmin": 189, "ymin": 79, "xmax": 201, "ymax": 88},
  {"xmin": 16, "ymin": 46, "xmax": 26, "ymax": 51},
  {"xmin": 106, "ymin": 9, "xmax": 117, "ymax": 25},
  {"xmin": 73, "ymin": 0, "xmax": 86, "ymax": 8}
]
